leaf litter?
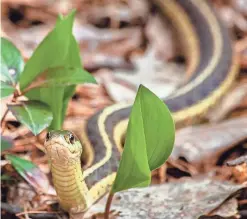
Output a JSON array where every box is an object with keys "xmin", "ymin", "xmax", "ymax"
[{"xmin": 84, "ymin": 179, "xmax": 246, "ymax": 219}]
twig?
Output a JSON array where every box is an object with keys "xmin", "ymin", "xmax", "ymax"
[
  {"xmin": 238, "ymin": 199, "xmax": 247, "ymax": 205},
  {"xmin": 1, "ymin": 84, "xmax": 22, "ymax": 134},
  {"xmin": 1, "ymin": 203, "xmax": 59, "ymax": 219},
  {"xmin": 16, "ymin": 210, "xmax": 60, "ymax": 217},
  {"xmin": 23, "ymin": 205, "xmax": 30, "ymax": 219},
  {"xmin": 226, "ymin": 155, "xmax": 247, "ymax": 166},
  {"xmin": 104, "ymin": 193, "xmax": 114, "ymax": 219},
  {"xmin": 1, "ymin": 108, "xmax": 9, "ymax": 134}
]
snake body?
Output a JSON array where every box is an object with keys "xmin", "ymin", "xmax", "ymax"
[{"xmin": 44, "ymin": 0, "xmax": 239, "ymax": 215}]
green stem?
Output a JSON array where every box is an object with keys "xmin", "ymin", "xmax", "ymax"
[{"xmin": 104, "ymin": 193, "xmax": 114, "ymax": 219}]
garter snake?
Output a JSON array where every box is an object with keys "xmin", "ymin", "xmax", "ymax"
[{"xmin": 44, "ymin": 0, "xmax": 239, "ymax": 215}]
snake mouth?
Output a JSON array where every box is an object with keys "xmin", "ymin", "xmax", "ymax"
[
  {"xmin": 45, "ymin": 139, "xmax": 81, "ymax": 165},
  {"xmin": 45, "ymin": 141, "xmax": 70, "ymax": 163}
]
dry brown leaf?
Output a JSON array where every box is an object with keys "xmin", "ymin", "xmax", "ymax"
[
  {"xmin": 232, "ymin": 0, "xmax": 247, "ymax": 16},
  {"xmin": 171, "ymin": 117, "xmax": 247, "ymax": 167},
  {"xmin": 7, "ymin": 182, "xmax": 57, "ymax": 211},
  {"xmin": 206, "ymin": 82, "xmax": 247, "ymax": 122},
  {"xmin": 78, "ymin": 0, "xmax": 149, "ymax": 27},
  {"xmin": 227, "ymin": 155, "xmax": 247, "ymax": 166},
  {"xmin": 214, "ymin": 4, "xmax": 247, "ymax": 32},
  {"xmin": 145, "ymin": 14, "xmax": 176, "ymax": 60},
  {"xmin": 103, "ymin": 46, "xmax": 185, "ymax": 102},
  {"xmin": 232, "ymin": 163, "xmax": 247, "ymax": 183},
  {"xmin": 84, "ymin": 179, "xmax": 245, "ymax": 219}
]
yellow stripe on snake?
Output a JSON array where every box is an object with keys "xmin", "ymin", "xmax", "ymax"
[{"xmin": 44, "ymin": 0, "xmax": 239, "ymax": 216}]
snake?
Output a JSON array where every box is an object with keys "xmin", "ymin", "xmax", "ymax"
[{"xmin": 44, "ymin": 0, "xmax": 239, "ymax": 216}]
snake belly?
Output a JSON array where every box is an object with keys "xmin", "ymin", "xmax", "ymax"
[{"xmin": 47, "ymin": 0, "xmax": 239, "ymax": 214}]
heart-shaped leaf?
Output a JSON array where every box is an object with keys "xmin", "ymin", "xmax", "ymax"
[
  {"xmin": 1, "ymin": 136, "xmax": 13, "ymax": 152},
  {"xmin": 6, "ymin": 154, "xmax": 49, "ymax": 193},
  {"xmin": 111, "ymin": 85, "xmax": 175, "ymax": 193},
  {"xmin": 0, "ymin": 81, "xmax": 15, "ymax": 99},
  {"xmin": 8, "ymin": 101, "xmax": 53, "ymax": 135},
  {"xmin": 1, "ymin": 37, "xmax": 24, "ymax": 85}
]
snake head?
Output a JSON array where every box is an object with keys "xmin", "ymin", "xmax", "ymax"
[{"xmin": 44, "ymin": 130, "xmax": 83, "ymax": 165}]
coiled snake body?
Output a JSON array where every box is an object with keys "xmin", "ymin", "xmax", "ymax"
[{"xmin": 44, "ymin": 0, "xmax": 239, "ymax": 215}]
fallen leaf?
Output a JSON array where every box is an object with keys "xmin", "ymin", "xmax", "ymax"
[
  {"xmin": 171, "ymin": 117, "xmax": 247, "ymax": 166},
  {"xmin": 6, "ymin": 155, "xmax": 49, "ymax": 194},
  {"xmin": 145, "ymin": 14, "xmax": 175, "ymax": 60},
  {"xmin": 227, "ymin": 155, "xmax": 247, "ymax": 166},
  {"xmin": 104, "ymin": 47, "xmax": 185, "ymax": 102},
  {"xmin": 206, "ymin": 82, "xmax": 247, "ymax": 122},
  {"xmin": 216, "ymin": 5, "xmax": 247, "ymax": 31},
  {"xmin": 232, "ymin": 0, "xmax": 247, "ymax": 16},
  {"xmin": 208, "ymin": 198, "xmax": 238, "ymax": 218},
  {"xmin": 85, "ymin": 179, "xmax": 245, "ymax": 219}
]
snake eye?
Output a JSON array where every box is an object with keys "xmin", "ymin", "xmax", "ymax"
[
  {"xmin": 46, "ymin": 132, "xmax": 51, "ymax": 141},
  {"xmin": 68, "ymin": 133, "xmax": 75, "ymax": 144}
]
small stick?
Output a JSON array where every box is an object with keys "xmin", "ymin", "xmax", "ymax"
[
  {"xmin": 1, "ymin": 108, "xmax": 9, "ymax": 134},
  {"xmin": 16, "ymin": 210, "xmax": 59, "ymax": 217},
  {"xmin": 226, "ymin": 155, "xmax": 247, "ymax": 166}
]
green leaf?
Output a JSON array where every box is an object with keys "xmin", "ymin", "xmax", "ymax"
[
  {"xmin": 58, "ymin": 34, "xmax": 87, "ymax": 126},
  {"xmin": 57, "ymin": 14, "xmax": 64, "ymax": 22},
  {"xmin": 111, "ymin": 85, "xmax": 175, "ymax": 193},
  {"xmin": 1, "ymin": 37, "xmax": 24, "ymax": 85},
  {"xmin": 19, "ymin": 10, "xmax": 76, "ymax": 90},
  {"xmin": 25, "ymin": 87, "xmax": 64, "ymax": 130},
  {"xmin": 44, "ymin": 67, "xmax": 95, "ymax": 85},
  {"xmin": 1, "ymin": 136, "xmax": 13, "ymax": 152},
  {"xmin": 63, "ymin": 31, "xmax": 82, "ymax": 67},
  {"xmin": 24, "ymin": 67, "xmax": 96, "ymax": 91},
  {"xmin": 140, "ymin": 85, "xmax": 175, "ymax": 170},
  {"xmin": 24, "ymin": 19, "xmax": 95, "ymax": 130},
  {"xmin": 0, "ymin": 81, "xmax": 15, "ymax": 99},
  {"xmin": 61, "ymin": 85, "xmax": 75, "ymax": 125},
  {"xmin": 8, "ymin": 101, "xmax": 53, "ymax": 135},
  {"xmin": 6, "ymin": 154, "xmax": 49, "ymax": 193}
]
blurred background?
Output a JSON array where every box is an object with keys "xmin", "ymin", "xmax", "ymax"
[{"xmin": 1, "ymin": 0, "xmax": 247, "ymax": 109}]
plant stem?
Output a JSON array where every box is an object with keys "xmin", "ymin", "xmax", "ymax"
[{"xmin": 104, "ymin": 193, "xmax": 114, "ymax": 219}]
